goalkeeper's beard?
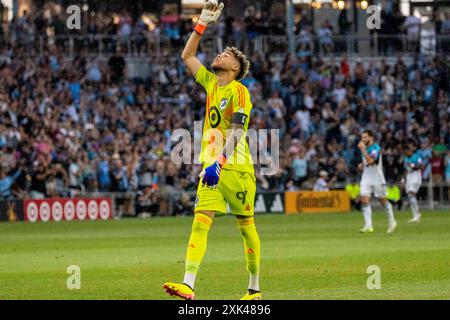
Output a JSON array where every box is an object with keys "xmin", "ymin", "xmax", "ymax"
[{"xmin": 212, "ymin": 65, "xmax": 227, "ymax": 73}]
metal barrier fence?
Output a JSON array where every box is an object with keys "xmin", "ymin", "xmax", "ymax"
[
  {"xmin": 1, "ymin": 34, "xmax": 449, "ymax": 59},
  {"xmin": 79, "ymin": 181, "xmax": 450, "ymax": 218},
  {"xmin": 0, "ymin": 34, "xmax": 164, "ymax": 58},
  {"xmin": 250, "ymin": 34, "xmax": 450, "ymax": 57}
]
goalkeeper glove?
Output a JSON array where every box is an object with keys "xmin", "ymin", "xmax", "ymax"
[
  {"xmin": 194, "ymin": 0, "xmax": 224, "ymax": 35},
  {"xmin": 199, "ymin": 155, "xmax": 227, "ymax": 188}
]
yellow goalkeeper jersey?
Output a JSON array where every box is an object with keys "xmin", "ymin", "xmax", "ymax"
[{"xmin": 195, "ymin": 65, "xmax": 254, "ymax": 174}]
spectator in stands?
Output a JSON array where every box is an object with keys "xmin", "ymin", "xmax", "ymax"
[
  {"xmin": 291, "ymin": 148, "xmax": 308, "ymax": 188},
  {"xmin": 430, "ymin": 149, "xmax": 445, "ymax": 183},
  {"xmin": 46, "ymin": 164, "xmax": 69, "ymax": 197},
  {"xmin": 97, "ymin": 153, "xmax": 112, "ymax": 192},
  {"xmin": 30, "ymin": 163, "xmax": 48, "ymax": 199},
  {"xmin": 68, "ymin": 154, "xmax": 82, "ymax": 195},
  {"xmin": 338, "ymin": 9, "xmax": 351, "ymax": 35},
  {"xmin": 267, "ymin": 91, "xmax": 285, "ymax": 121},
  {"xmin": 108, "ymin": 47, "xmax": 126, "ymax": 83},
  {"xmin": 403, "ymin": 14, "xmax": 421, "ymax": 52},
  {"xmin": 0, "ymin": 167, "xmax": 21, "ymax": 200},
  {"xmin": 313, "ymin": 171, "xmax": 329, "ymax": 192},
  {"xmin": 318, "ymin": 21, "xmax": 334, "ymax": 53}
]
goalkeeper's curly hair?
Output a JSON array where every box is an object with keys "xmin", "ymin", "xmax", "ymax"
[{"xmin": 225, "ymin": 46, "xmax": 250, "ymax": 81}]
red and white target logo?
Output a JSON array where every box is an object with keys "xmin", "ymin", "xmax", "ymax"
[
  {"xmin": 40, "ymin": 202, "xmax": 51, "ymax": 222},
  {"xmin": 76, "ymin": 201, "xmax": 87, "ymax": 220},
  {"xmin": 64, "ymin": 201, "xmax": 75, "ymax": 221},
  {"xmin": 52, "ymin": 201, "xmax": 63, "ymax": 222},
  {"xmin": 24, "ymin": 198, "xmax": 112, "ymax": 223},
  {"xmin": 99, "ymin": 200, "xmax": 111, "ymax": 220},
  {"xmin": 88, "ymin": 200, "xmax": 98, "ymax": 220},
  {"xmin": 26, "ymin": 202, "xmax": 39, "ymax": 223}
]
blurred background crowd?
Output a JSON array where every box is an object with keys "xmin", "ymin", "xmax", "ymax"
[{"xmin": 0, "ymin": 2, "xmax": 449, "ymax": 216}]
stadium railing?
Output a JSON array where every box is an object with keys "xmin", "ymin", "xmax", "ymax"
[
  {"xmin": 1, "ymin": 34, "xmax": 449, "ymax": 59},
  {"xmin": 252, "ymin": 34, "xmax": 450, "ymax": 57}
]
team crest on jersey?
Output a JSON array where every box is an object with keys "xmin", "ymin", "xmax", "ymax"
[{"xmin": 219, "ymin": 98, "xmax": 228, "ymax": 110}]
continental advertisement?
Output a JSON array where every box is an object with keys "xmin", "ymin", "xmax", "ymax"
[{"xmin": 285, "ymin": 191, "xmax": 351, "ymax": 214}]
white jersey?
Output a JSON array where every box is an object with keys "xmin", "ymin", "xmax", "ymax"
[
  {"xmin": 361, "ymin": 143, "xmax": 386, "ymax": 185},
  {"xmin": 360, "ymin": 143, "xmax": 387, "ymax": 198}
]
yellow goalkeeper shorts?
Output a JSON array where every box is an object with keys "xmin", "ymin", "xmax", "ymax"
[{"xmin": 194, "ymin": 169, "xmax": 256, "ymax": 216}]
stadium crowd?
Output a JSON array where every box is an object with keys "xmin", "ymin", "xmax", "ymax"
[{"xmin": 0, "ymin": 9, "xmax": 449, "ymax": 216}]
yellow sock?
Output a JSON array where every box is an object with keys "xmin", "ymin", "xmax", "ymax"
[
  {"xmin": 237, "ymin": 217, "xmax": 261, "ymax": 291},
  {"xmin": 184, "ymin": 213, "xmax": 212, "ymax": 288}
]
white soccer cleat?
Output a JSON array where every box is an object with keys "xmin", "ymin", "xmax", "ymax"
[
  {"xmin": 408, "ymin": 214, "xmax": 421, "ymax": 223},
  {"xmin": 386, "ymin": 220, "xmax": 397, "ymax": 234}
]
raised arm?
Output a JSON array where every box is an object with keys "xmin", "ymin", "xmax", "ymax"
[
  {"xmin": 181, "ymin": 0, "xmax": 224, "ymax": 77},
  {"xmin": 181, "ymin": 32, "xmax": 203, "ymax": 77}
]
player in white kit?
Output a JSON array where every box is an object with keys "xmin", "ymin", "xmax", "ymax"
[
  {"xmin": 402, "ymin": 142, "xmax": 424, "ymax": 223},
  {"xmin": 357, "ymin": 130, "xmax": 397, "ymax": 234}
]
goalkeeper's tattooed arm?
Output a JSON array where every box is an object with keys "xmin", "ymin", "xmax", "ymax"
[{"xmin": 181, "ymin": 0, "xmax": 224, "ymax": 77}]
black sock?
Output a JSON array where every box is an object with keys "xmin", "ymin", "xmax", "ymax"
[
  {"xmin": 248, "ymin": 289, "xmax": 260, "ymax": 295},
  {"xmin": 182, "ymin": 283, "xmax": 194, "ymax": 292}
]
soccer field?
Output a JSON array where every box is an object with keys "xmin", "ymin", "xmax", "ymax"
[{"xmin": 0, "ymin": 210, "xmax": 449, "ymax": 300}]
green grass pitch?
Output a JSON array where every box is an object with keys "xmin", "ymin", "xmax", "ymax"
[{"xmin": 0, "ymin": 210, "xmax": 449, "ymax": 300}]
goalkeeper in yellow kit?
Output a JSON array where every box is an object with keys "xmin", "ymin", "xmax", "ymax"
[{"xmin": 163, "ymin": 0, "xmax": 261, "ymax": 300}]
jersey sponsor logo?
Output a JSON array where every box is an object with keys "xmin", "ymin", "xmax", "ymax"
[
  {"xmin": 209, "ymin": 106, "xmax": 221, "ymax": 128},
  {"xmin": 245, "ymin": 204, "xmax": 251, "ymax": 212},
  {"xmin": 219, "ymin": 98, "xmax": 228, "ymax": 110},
  {"xmin": 247, "ymin": 248, "xmax": 254, "ymax": 254}
]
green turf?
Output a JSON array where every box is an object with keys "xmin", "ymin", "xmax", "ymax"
[{"xmin": 0, "ymin": 210, "xmax": 449, "ymax": 300}]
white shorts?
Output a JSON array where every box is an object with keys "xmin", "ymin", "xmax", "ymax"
[
  {"xmin": 406, "ymin": 173, "xmax": 422, "ymax": 194},
  {"xmin": 360, "ymin": 182, "xmax": 387, "ymax": 198}
]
